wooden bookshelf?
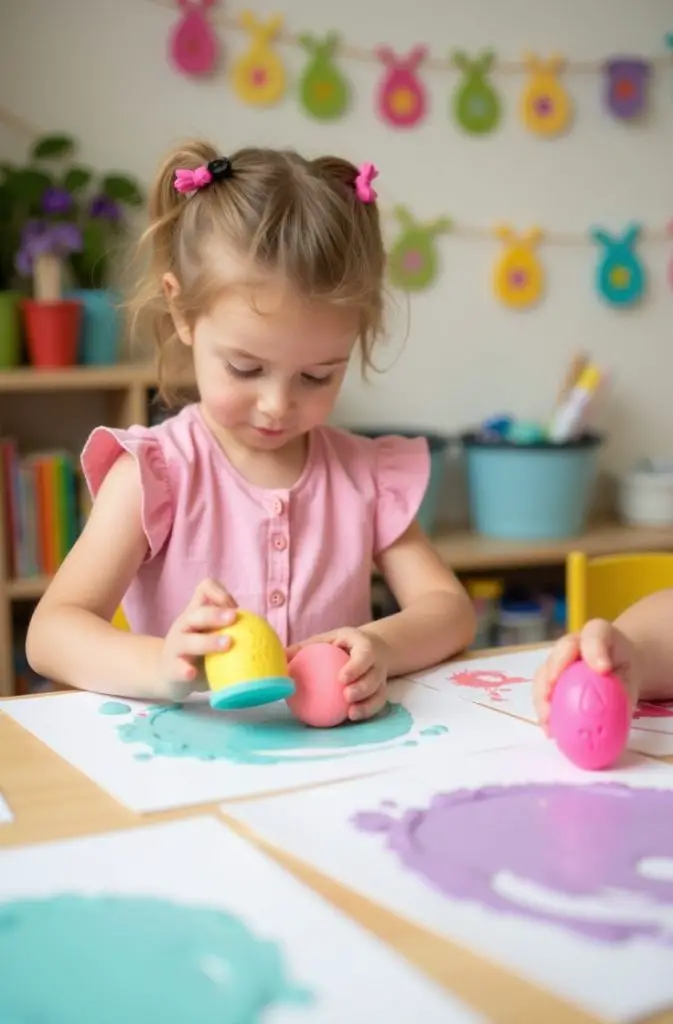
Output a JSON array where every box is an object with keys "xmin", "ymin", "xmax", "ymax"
[
  {"xmin": 433, "ymin": 521, "xmax": 673, "ymax": 572},
  {"xmin": 0, "ymin": 362, "xmax": 169, "ymax": 696}
]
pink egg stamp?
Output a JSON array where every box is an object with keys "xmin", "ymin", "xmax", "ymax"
[
  {"xmin": 287, "ymin": 643, "xmax": 350, "ymax": 728},
  {"xmin": 549, "ymin": 660, "xmax": 631, "ymax": 771}
]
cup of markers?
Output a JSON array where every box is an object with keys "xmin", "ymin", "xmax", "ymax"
[{"xmin": 461, "ymin": 360, "xmax": 606, "ymax": 540}]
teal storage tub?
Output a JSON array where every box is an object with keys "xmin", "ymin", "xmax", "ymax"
[
  {"xmin": 65, "ymin": 288, "xmax": 120, "ymax": 365},
  {"xmin": 462, "ymin": 432, "xmax": 602, "ymax": 540},
  {"xmin": 352, "ymin": 428, "xmax": 448, "ymax": 534}
]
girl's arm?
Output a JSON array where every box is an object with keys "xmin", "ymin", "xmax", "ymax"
[
  {"xmin": 26, "ymin": 454, "xmax": 165, "ymax": 697},
  {"xmin": 361, "ymin": 521, "xmax": 476, "ymax": 676}
]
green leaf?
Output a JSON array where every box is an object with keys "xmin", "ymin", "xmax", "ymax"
[
  {"xmin": 9, "ymin": 168, "xmax": 53, "ymax": 211},
  {"xmin": 71, "ymin": 218, "xmax": 109, "ymax": 287},
  {"xmin": 0, "ymin": 183, "xmax": 11, "ymax": 223},
  {"xmin": 101, "ymin": 174, "xmax": 144, "ymax": 206},
  {"xmin": 31, "ymin": 134, "xmax": 75, "ymax": 160},
  {"xmin": 63, "ymin": 166, "xmax": 93, "ymax": 192}
]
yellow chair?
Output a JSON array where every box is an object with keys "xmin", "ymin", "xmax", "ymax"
[
  {"xmin": 112, "ymin": 606, "xmax": 130, "ymax": 631},
  {"xmin": 566, "ymin": 550, "xmax": 673, "ymax": 633}
]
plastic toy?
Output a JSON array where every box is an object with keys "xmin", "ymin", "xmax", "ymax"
[
  {"xmin": 549, "ymin": 659, "xmax": 631, "ymax": 770},
  {"xmin": 204, "ymin": 610, "xmax": 294, "ymax": 710},
  {"xmin": 169, "ymin": 0, "xmax": 219, "ymax": 78},
  {"xmin": 375, "ymin": 46, "xmax": 428, "ymax": 128},
  {"xmin": 286, "ymin": 643, "xmax": 350, "ymax": 728},
  {"xmin": 452, "ymin": 50, "xmax": 501, "ymax": 135},
  {"xmin": 520, "ymin": 53, "xmax": 572, "ymax": 137},
  {"xmin": 493, "ymin": 224, "xmax": 544, "ymax": 309},
  {"xmin": 299, "ymin": 32, "xmax": 349, "ymax": 120},
  {"xmin": 591, "ymin": 224, "xmax": 645, "ymax": 307},
  {"xmin": 388, "ymin": 206, "xmax": 452, "ymax": 291},
  {"xmin": 231, "ymin": 11, "xmax": 285, "ymax": 106}
]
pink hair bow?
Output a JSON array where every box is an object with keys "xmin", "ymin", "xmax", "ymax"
[
  {"xmin": 355, "ymin": 162, "xmax": 379, "ymax": 203},
  {"xmin": 174, "ymin": 165, "xmax": 213, "ymax": 194}
]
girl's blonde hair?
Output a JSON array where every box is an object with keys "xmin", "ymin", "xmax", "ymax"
[{"xmin": 129, "ymin": 140, "xmax": 386, "ymax": 406}]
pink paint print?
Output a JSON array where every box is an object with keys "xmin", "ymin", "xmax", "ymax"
[
  {"xmin": 634, "ymin": 701, "xmax": 673, "ymax": 721},
  {"xmin": 448, "ymin": 668, "xmax": 530, "ymax": 703}
]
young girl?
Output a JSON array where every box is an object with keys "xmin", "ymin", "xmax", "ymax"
[
  {"xmin": 26, "ymin": 141, "xmax": 475, "ymax": 718},
  {"xmin": 533, "ymin": 593, "xmax": 673, "ymax": 730}
]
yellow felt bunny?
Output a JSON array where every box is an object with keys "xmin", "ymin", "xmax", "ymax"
[
  {"xmin": 493, "ymin": 225, "xmax": 545, "ymax": 309},
  {"xmin": 520, "ymin": 53, "xmax": 572, "ymax": 137},
  {"xmin": 231, "ymin": 11, "xmax": 285, "ymax": 106}
]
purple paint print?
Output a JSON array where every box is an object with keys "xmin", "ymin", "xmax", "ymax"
[{"xmin": 353, "ymin": 782, "xmax": 673, "ymax": 945}]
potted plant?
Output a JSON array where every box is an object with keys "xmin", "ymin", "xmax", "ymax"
[
  {"xmin": 11, "ymin": 132, "xmax": 144, "ymax": 367},
  {"xmin": 59, "ymin": 136, "xmax": 144, "ymax": 365},
  {"xmin": 0, "ymin": 158, "xmax": 39, "ymax": 367},
  {"xmin": 16, "ymin": 216, "xmax": 83, "ymax": 368}
]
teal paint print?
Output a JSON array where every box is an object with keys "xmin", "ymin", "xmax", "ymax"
[
  {"xmin": 0, "ymin": 893, "xmax": 312, "ymax": 1024},
  {"xmin": 111, "ymin": 699, "xmax": 444, "ymax": 765}
]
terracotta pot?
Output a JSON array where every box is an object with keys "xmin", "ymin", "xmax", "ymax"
[{"xmin": 22, "ymin": 299, "xmax": 81, "ymax": 368}]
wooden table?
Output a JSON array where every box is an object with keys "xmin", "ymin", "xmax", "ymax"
[{"xmin": 1, "ymin": 652, "xmax": 672, "ymax": 1024}]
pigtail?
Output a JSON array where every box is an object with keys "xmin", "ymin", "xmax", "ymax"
[{"xmin": 127, "ymin": 140, "xmax": 220, "ymax": 405}]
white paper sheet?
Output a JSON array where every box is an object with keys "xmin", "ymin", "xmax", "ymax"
[
  {"xmin": 0, "ymin": 815, "xmax": 480, "ymax": 1022},
  {"xmin": 0, "ymin": 678, "xmax": 543, "ymax": 813},
  {"xmin": 0, "ymin": 792, "xmax": 13, "ymax": 824},
  {"xmin": 410, "ymin": 647, "xmax": 673, "ymax": 756},
  {"xmin": 229, "ymin": 744, "xmax": 673, "ymax": 1022}
]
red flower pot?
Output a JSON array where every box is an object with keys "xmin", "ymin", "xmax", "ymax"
[{"xmin": 22, "ymin": 299, "xmax": 81, "ymax": 369}]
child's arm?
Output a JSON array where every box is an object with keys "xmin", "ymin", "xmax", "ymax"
[
  {"xmin": 361, "ymin": 520, "xmax": 476, "ymax": 676},
  {"xmin": 533, "ymin": 588, "xmax": 673, "ymax": 729},
  {"xmin": 26, "ymin": 455, "xmax": 233, "ymax": 699},
  {"xmin": 611, "ymin": 589, "xmax": 673, "ymax": 700}
]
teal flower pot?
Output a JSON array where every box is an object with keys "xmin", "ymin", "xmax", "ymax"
[{"xmin": 66, "ymin": 288, "xmax": 120, "ymax": 365}]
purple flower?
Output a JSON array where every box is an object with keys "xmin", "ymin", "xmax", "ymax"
[
  {"xmin": 42, "ymin": 187, "xmax": 73, "ymax": 215},
  {"xmin": 15, "ymin": 219, "xmax": 82, "ymax": 276},
  {"xmin": 90, "ymin": 194, "xmax": 121, "ymax": 221}
]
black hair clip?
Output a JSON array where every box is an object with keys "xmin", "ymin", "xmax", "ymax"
[{"xmin": 208, "ymin": 157, "xmax": 233, "ymax": 181}]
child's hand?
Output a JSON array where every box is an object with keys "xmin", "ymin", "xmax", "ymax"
[
  {"xmin": 288, "ymin": 627, "xmax": 390, "ymax": 721},
  {"xmin": 533, "ymin": 618, "xmax": 641, "ymax": 733},
  {"xmin": 156, "ymin": 578, "xmax": 237, "ymax": 700}
]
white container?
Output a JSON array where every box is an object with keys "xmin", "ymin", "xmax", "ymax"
[{"xmin": 618, "ymin": 469, "xmax": 673, "ymax": 527}]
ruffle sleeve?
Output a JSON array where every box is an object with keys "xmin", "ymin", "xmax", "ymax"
[
  {"xmin": 80, "ymin": 426, "xmax": 173, "ymax": 559},
  {"xmin": 373, "ymin": 434, "xmax": 430, "ymax": 554}
]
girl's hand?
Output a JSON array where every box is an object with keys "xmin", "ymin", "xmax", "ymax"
[
  {"xmin": 533, "ymin": 618, "xmax": 641, "ymax": 733},
  {"xmin": 288, "ymin": 627, "xmax": 390, "ymax": 721},
  {"xmin": 156, "ymin": 578, "xmax": 237, "ymax": 700}
]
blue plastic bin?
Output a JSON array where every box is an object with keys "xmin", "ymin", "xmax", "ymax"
[
  {"xmin": 353, "ymin": 428, "xmax": 449, "ymax": 534},
  {"xmin": 462, "ymin": 432, "xmax": 602, "ymax": 540}
]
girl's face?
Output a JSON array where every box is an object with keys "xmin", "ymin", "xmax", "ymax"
[{"xmin": 171, "ymin": 278, "xmax": 357, "ymax": 451}]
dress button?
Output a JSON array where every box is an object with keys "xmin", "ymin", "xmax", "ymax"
[
  {"xmin": 272, "ymin": 533, "xmax": 287, "ymax": 552},
  {"xmin": 271, "ymin": 497, "xmax": 284, "ymax": 516},
  {"xmin": 269, "ymin": 589, "xmax": 285, "ymax": 608}
]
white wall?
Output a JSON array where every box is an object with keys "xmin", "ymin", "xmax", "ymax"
[{"xmin": 1, "ymin": 0, "xmax": 672, "ymax": 480}]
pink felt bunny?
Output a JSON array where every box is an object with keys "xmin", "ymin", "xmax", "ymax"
[{"xmin": 169, "ymin": 0, "xmax": 219, "ymax": 77}]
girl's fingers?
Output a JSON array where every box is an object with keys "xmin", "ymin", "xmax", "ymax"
[
  {"xmin": 188, "ymin": 577, "xmax": 237, "ymax": 611},
  {"xmin": 349, "ymin": 684, "xmax": 387, "ymax": 722},
  {"xmin": 177, "ymin": 632, "xmax": 232, "ymax": 658},
  {"xmin": 184, "ymin": 605, "xmax": 237, "ymax": 633},
  {"xmin": 579, "ymin": 620, "xmax": 614, "ymax": 673},
  {"xmin": 344, "ymin": 668, "xmax": 379, "ymax": 703}
]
